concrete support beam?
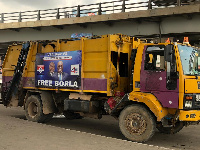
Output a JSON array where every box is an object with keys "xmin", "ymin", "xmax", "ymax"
[{"xmin": 0, "ymin": 14, "xmax": 199, "ymax": 43}]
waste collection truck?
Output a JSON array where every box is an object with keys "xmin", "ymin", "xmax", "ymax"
[{"xmin": 2, "ymin": 34, "xmax": 200, "ymax": 142}]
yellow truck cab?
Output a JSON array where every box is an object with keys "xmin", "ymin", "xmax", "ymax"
[
  {"xmin": 120, "ymin": 41, "xmax": 200, "ymax": 142},
  {"xmin": 2, "ymin": 34, "xmax": 200, "ymax": 142}
]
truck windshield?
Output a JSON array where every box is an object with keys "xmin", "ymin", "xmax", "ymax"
[{"xmin": 178, "ymin": 44, "xmax": 200, "ymax": 75}]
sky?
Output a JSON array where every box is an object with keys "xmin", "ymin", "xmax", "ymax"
[{"xmin": 0, "ymin": 0, "xmax": 115, "ymax": 13}]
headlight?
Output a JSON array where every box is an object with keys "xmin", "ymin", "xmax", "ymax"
[
  {"xmin": 185, "ymin": 101, "xmax": 192, "ymax": 108},
  {"xmin": 196, "ymin": 95, "xmax": 200, "ymax": 101}
]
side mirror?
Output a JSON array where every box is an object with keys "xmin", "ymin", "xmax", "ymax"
[
  {"xmin": 165, "ymin": 44, "xmax": 177, "ymax": 90},
  {"xmin": 164, "ymin": 44, "xmax": 173, "ymax": 62}
]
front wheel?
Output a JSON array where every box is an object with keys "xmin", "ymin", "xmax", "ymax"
[
  {"xmin": 25, "ymin": 95, "xmax": 53, "ymax": 123},
  {"xmin": 119, "ymin": 105, "xmax": 156, "ymax": 142}
]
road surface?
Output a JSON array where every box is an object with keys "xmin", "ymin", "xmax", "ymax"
[{"xmin": 0, "ymin": 104, "xmax": 198, "ymax": 150}]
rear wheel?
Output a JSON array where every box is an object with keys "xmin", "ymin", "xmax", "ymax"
[
  {"xmin": 119, "ymin": 105, "xmax": 156, "ymax": 142},
  {"xmin": 156, "ymin": 121, "xmax": 184, "ymax": 134},
  {"xmin": 25, "ymin": 95, "xmax": 53, "ymax": 123}
]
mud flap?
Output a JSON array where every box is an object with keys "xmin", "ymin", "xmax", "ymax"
[
  {"xmin": 40, "ymin": 91, "xmax": 56, "ymax": 114},
  {"xmin": 110, "ymin": 94, "xmax": 129, "ymax": 116}
]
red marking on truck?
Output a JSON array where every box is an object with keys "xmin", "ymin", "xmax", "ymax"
[{"xmin": 37, "ymin": 65, "xmax": 44, "ymax": 73}]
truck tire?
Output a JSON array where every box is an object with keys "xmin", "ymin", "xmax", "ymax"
[
  {"xmin": 156, "ymin": 121, "xmax": 184, "ymax": 134},
  {"xmin": 25, "ymin": 95, "xmax": 53, "ymax": 123},
  {"xmin": 119, "ymin": 105, "xmax": 156, "ymax": 142}
]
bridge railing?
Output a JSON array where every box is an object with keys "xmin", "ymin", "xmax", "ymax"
[{"xmin": 0, "ymin": 0, "xmax": 199, "ymax": 23}]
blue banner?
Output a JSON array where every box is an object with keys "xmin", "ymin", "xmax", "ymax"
[{"xmin": 35, "ymin": 50, "xmax": 82, "ymax": 89}]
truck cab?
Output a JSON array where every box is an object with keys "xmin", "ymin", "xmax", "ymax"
[
  {"xmin": 131, "ymin": 42, "xmax": 200, "ymax": 118},
  {"xmin": 120, "ymin": 41, "xmax": 200, "ymax": 142}
]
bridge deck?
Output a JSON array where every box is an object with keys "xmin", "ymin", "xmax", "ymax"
[{"xmin": 0, "ymin": 4, "xmax": 199, "ymax": 30}]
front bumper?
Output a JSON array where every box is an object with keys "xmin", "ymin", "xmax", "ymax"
[{"xmin": 179, "ymin": 110, "xmax": 200, "ymax": 121}]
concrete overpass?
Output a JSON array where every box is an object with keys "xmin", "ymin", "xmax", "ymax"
[{"xmin": 0, "ymin": 0, "xmax": 200, "ymax": 54}]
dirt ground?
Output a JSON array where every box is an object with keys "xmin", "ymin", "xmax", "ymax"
[{"xmin": 0, "ymin": 104, "xmax": 199, "ymax": 150}]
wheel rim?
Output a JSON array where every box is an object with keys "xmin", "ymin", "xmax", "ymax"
[
  {"xmin": 125, "ymin": 113, "xmax": 147, "ymax": 135},
  {"xmin": 28, "ymin": 102, "xmax": 38, "ymax": 118}
]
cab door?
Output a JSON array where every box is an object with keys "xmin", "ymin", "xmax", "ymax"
[{"xmin": 140, "ymin": 45, "xmax": 179, "ymax": 108}]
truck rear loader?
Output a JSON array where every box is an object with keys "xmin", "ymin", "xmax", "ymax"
[{"xmin": 2, "ymin": 34, "xmax": 200, "ymax": 142}]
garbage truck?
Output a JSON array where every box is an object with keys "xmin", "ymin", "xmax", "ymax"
[{"xmin": 2, "ymin": 34, "xmax": 200, "ymax": 142}]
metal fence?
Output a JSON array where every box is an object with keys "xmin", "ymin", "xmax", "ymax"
[{"xmin": 0, "ymin": 0, "xmax": 199, "ymax": 23}]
